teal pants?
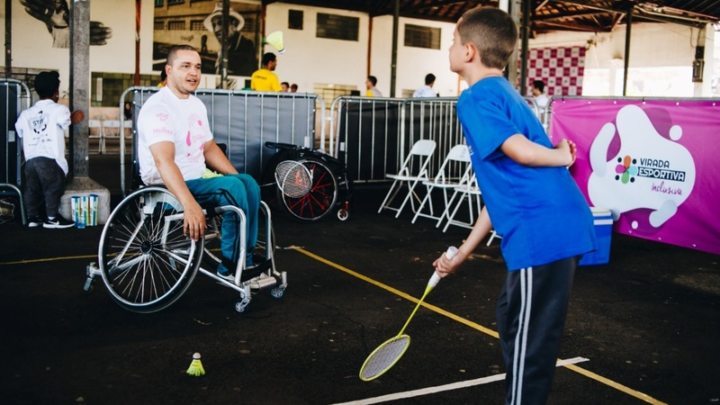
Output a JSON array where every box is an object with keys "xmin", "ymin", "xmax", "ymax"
[{"xmin": 185, "ymin": 174, "xmax": 260, "ymax": 272}]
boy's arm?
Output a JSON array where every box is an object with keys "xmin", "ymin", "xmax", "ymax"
[
  {"xmin": 501, "ymin": 134, "xmax": 576, "ymax": 167},
  {"xmin": 433, "ymin": 206, "xmax": 493, "ymax": 277}
]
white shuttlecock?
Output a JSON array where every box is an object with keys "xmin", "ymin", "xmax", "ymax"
[{"xmin": 265, "ymin": 31, "xmax": 284, "ymax": 54}]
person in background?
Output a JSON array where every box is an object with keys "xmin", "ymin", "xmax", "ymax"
[
  {"xmin": 203, "ymin": 2, "xmax": 257, "ymax": 76},
  {"xmin": 281, "ymin": 82, "xmax": 290, "ymax": 92},
  {"xmin": 15, "ymin": 71, "xmax": 85, "ymax": 228},
  {"xmin": 365, "ymin": 75, "xmax": 382, "ymax": 97},
  {"xmin": 157, "ymin": 70, "xmax": 167, "ymax": 87},
  {"xmin": 290, "ymin": 83, "xmax": 298, "ymax": 93},
  {"xmin": 531, "ymin": 79, "xmax": 549, "ymax": 118},
  {"xmin": 435, "ymin": 8, "xmax": 595, "ymax": 405},
  {"xmin": 413, "ymin": 73, "xmax": 437, "ymax": 98},
  {"xmin": 251, "ymin": 52, "xmax": 281, "ymax": 92},
  {"xmin": 123, "ymin": 101, "xmax": 133, "ymax": 121},
  {"xmin": 137, "ymin": 45, "xmax": 262, "ymax": 281}
]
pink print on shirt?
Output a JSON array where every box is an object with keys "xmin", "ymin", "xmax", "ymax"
[{"xmin": 184, "ymin": 113, "xmax": 207, "ymax": 163}]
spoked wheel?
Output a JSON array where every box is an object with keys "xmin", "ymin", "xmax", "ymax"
[
  {"xmin": 277, "ymin": 158, "xmax": 338, "ymax": 222},
  {"xmin": 98, "ymin": 187, "xmax": 203, "ymax": 313}
]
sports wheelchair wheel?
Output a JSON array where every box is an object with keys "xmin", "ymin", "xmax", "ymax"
[
  {"xmin": 98, "ymin": 187, "xmax": 203, "ymax": 313},
  {"xmin": 277, "ymin": 158, "xmax": 338, "ymax": 222}
]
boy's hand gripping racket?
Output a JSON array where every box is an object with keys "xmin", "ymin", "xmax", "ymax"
[{"xmin": 359, "ymin": 246, "xmax": 458, "ymax": 382}]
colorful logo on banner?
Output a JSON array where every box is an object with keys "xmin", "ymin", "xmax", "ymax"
[
  {"xmin": 587, "ymin": 105, "xmax": 696, "ymax": 228},
  {"xmin": 550, "ymin": 99, "xmax": 719, "ymax": 255}
]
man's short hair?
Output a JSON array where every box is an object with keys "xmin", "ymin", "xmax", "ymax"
[
  {"xmin": 532, "ymin": 80, "xmax": 545, "ymax": 93},
  {"xmin": 166, "ymin": 44, "xmax": 198, "ymax": 67},
  {"xmin": 367, "ymin": 76, "xmax": 378, "ymax": 86},
  {"xmin": 425, "ymin": 73, "xmax": 436, "ymax": 85},
  {"xmin": 34, "ymin": 71, "xmax": 60, "ymax": 99},
  {"xmin": 457, "ymin": 7, "xmax": 518, "ymax": 70},
  {"xmin": 262, "ymin": 52, "xmax": 277, "ymax": 66}
]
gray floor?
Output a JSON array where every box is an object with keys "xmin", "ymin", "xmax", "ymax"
[{"xmin": 0, "ymin": 154, "xmax": 718, "ymax": 405}]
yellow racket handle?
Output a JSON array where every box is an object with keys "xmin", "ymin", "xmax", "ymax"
[{"xmin": 398, "ymin": 246, "xmax": 457, "ymax": 336}]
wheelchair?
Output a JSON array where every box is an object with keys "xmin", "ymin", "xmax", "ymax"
[
  {"xmin": 261, "ymin": 142, "xmax": 352, "ymax": 222},
  {"xmin": 83, "ymin": 186, "xmax": 287, "ymax": 314}
]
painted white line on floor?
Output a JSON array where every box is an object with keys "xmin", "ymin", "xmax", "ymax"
[{"xmin": 329, "ymin": 357, "xmax": 589, "ymax": 405}]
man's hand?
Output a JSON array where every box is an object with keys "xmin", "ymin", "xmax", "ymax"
[
  {"xmin": 70, "ymin": 110, "xmax": 85, "ymax": 125},
  {"xmin": 90, "ymin": 21, "xmax": 113, "ymax": 46},
  {"xmin": 20, "ymin": 0, "xmax": 56, "ymax": 33},
  {"xmin": 183, "ymin": 201, "xmax": 206, "ymax": 242}
]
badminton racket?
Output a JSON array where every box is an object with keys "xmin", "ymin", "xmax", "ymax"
[
  {"xmin": 274, "ymin": 160, "xmax": 312, "ymax": 198},
  {"xmin": 359, "ymin": 246, "xmax": 458, "ymax": 382}
]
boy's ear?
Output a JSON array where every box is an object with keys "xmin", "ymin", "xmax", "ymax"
[{"xmin": 464, "ymin": 42, "xmax": 478, "ymax": 63}]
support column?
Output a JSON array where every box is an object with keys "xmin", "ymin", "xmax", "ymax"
[{"xmin": 64, "ymin": 0, "xmax": 111, "ymax": 225}]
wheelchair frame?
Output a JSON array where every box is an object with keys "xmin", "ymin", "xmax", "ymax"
[{"xmin": 84, "ymin": 186, "xmax": 287, "ymax": 314}]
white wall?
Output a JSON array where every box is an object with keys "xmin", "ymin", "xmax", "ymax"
[
  {"xmin": 370, "ymin": 15, "xmax": 458, "ymax": 97},
  {"xmin": 529, "ymin": 22, "xmax": 716, "ymax": 97},
  {"xmin": 2, "ymin": 0, "xmax": 156, "ymax": 96},
  {"xmin": 2, "ymin": 1, "xmax": 716, "ymax": 98},
  {"xmin": 265, "ymin": 3, "xmax": 370, "ymax": 94}
]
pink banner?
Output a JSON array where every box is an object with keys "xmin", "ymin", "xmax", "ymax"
[{"xmin": 549, "ymin": 98, "xmax": 720, "ymax": 255}]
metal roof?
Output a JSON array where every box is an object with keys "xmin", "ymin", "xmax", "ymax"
[{"xmin": 263, "ymin": 0, "xmax": 720, "ymax": 33}]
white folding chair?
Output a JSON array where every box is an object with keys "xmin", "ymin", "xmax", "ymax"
[
  {"xmin": 122, "ymin": 119, "xmax": 133, "ymax": 139},
  {"xmin": 378, "ymin": 139, "xmax": 436, "ymax": 218},
  {"xmin": 88, "ymin": 120, "xmax": 104, "ymax": 154},
  {"xmin": 441, "ymin": 172, "xmax": 483, "ymax": 232},
  {"xmin": 102, "ymin": 120, "xmax": 121, "ymax": 154},
  {"xmin": 412, "ymin": 144, "xmax": 472, "ymax": 224}
]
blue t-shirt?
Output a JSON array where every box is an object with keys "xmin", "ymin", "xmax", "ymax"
[{"xmin": 458, "ymin": 76, "xmax": 595, "ymax": 271}]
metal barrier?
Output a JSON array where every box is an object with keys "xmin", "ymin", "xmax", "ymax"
[
  {"xmin": 327, "ymin": 96, "xmax": 465, "ymax": 183},
  {"xmin": 327, "ymin": 95, "xmax": 546, "ymax": 183},
  {"xmin": 1, "ymin": 79, "xmax": 32, "ymax": 224},
  {"xmin": 118, "ymin": 87, "xmax": 324, "ymax": 196}
]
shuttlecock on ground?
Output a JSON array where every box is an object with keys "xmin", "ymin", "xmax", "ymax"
[
  {"xmin": 186, "ymin": 352, "xmax": 205, "ymax": 377},
  {"xmin": 265, "ymin": 31, "xmax": 285, "ymax": 54}
]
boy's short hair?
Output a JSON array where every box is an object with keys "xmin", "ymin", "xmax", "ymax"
[
  {"xmin": 367, "ymin": 76, "xmax": 378, "ymax": 86},
  {"xmin": 425, "ymin": 73, "xmax": 436, "ymax": 85},
  {"xmin": 532, "ymin": 80, "xmax": 545, "ymax": 93},
  {"xmin": 457, "ymin": 7, "xmax": 518, "ymax": 70},
  {"xmin": 262, "ymin": 52, "xmax": 277, "ymax": 66},
  {"xmin": 34, "ymin": 71, "xmax": 60, "ymax": 99}
]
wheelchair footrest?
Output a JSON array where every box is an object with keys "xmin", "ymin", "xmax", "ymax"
[{"xmin": 240, "ymin": 259, "xmax": 273, "ymax": 282}]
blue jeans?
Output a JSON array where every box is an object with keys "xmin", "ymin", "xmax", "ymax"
[{"xmin": 185, "ymin": 174, "xmax": 260, "ymax": 273}]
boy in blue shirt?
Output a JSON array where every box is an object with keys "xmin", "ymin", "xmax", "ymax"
[{"xmin": 434, "ymin": 7, "xmax": 596, "ymax": 405}]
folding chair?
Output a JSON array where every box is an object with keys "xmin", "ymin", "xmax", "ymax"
[
  {"xmin": 88, "ymin": 120, "xmax": 103, "ymax": 154},
  {"xmin": 440, "ymin": 172, "xmax": 483, "ymax": 232},
  {"xmin": 102, "ymin": 120, "xmax": 121, "ymax": 154},
  {"xmin": 378, "ymin": 139, "xmax": 436, "ymax": 218},
  {"xmin": 412, "ymin": 144, "xmax": 472, "ymax": 224}
]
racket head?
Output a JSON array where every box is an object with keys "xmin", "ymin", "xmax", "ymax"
[
  {"xmin": 359, "ymin": 334, "xmax": 411, "ymax": 381},
  {"xmin": 274, "ymin": 160, "xmax": 312, "ymax": 198}
]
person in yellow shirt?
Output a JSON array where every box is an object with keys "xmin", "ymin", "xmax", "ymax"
[{"xmin": 251, "ymin": 53, "xmax": 281, "ymax": 92}]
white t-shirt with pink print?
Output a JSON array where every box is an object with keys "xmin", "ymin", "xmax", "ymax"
[{"xmin": 137, "ymin": 86, "xmax": 213, "ymax": 185}]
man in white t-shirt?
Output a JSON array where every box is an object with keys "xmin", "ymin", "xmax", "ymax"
[
  {"xmin": 15, "ymin": 70, "xmax": 84, "ymax": 228},
  {"xmin": 413, "ymin": 73, "xmax": 437, "ymax": 98},
  {"xmin": 137, "ymin": 44, "xmax": 261, "ymax": 281}
]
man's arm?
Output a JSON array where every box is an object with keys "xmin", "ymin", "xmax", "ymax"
[
  {"xmin": 149, "ymin": 142, "xmax": 206, "ymax": 241},
  {"xmin": 203, "ymin": 140, "xmax": 238, "ymax": 175},
  {"xmin": 501, "ymin": 135, "xmax": 576, "ymax": 167}
]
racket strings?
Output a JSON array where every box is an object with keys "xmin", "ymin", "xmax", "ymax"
[
  {"xmin": 360, "ymin": 335, "xmax": 410, "ymax": 381},
  {"xmin": 275, "ymin": 161, "xmax": 312, "ymax": 198}
]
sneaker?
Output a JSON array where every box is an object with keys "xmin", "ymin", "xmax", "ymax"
[
  {"xmin": 28, "ymin": 216, "xmax": 44, "ymax": 228},
  {"xmin": 216, "ymin": 270, "xmax": 236, "ymax": 283},
  {"xmin": 43, "ymin": 215, "xmax": 75, "ymax": 229}
]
